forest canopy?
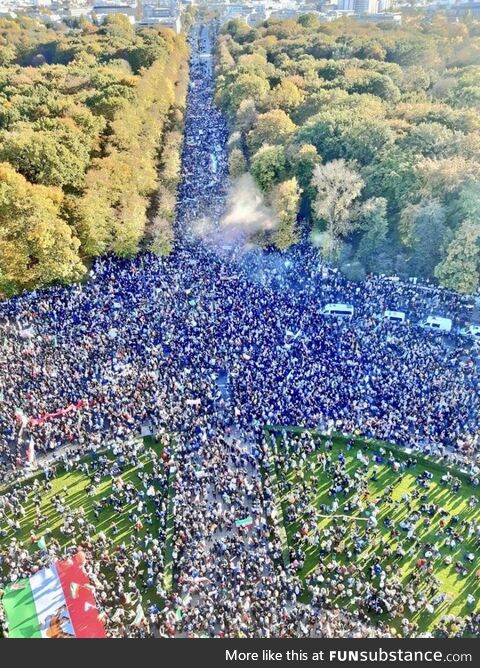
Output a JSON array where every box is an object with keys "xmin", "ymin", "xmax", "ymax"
[
  {"xmin": 0, "ymin": 16, "xmax": 188, "ymax": 296},
  {"xmin": 215, "ymin": 14, "xmax": 480, "ymax": 293}
]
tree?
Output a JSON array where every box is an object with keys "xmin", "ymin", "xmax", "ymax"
[
  {"xmin": 448, "ymin": 182, "xmax": 480, "ymax": 228},
  {"xmin": 399, "ymin": 199, "xmax": 448, "ymax": 278},
  {"xmin": 218, "ymin": 14, "xmax": 480, "ymax": 286},
  {"xmin": 268, "ymin": 79, "xmax": 304, "ymax": 114},
  {"xmin": 237, "ymin": 53, "xmax": 273, "ymax": 78},
  {"xmin": 364, "ymin": 147, "xmax": 420, "ymax": 212},
  {"xmin": 228, "ymin": 147, "xmax": 248, "ymax": 178},
  {"xmin": 223, "ymin": 19, "xmax": 255, "ymax": 44},
  {"xmin": 348, "ymin": 71, "xmax": 401, "ymax": 104},
  {"xmin": 235, "ymin": 98, "xmax": 257, "ymax": 134},
  {"xmin": 270, "ymin": 177, "xmax": 301, "ymax": 249},
  {"xmin": 448, "ymin": 81, "xmax": 480, "ymax": 109},
  {"xmin": 355, "ymin": 197, "xmax": 388, "ymax": 271},
  {"xmin": 287, "ymin": 143, "xmax": 321, "ymax": 191},
  {"xmin": 0, "ymin": 20, "xmax": 189, "ymax": 291},
  {"xmin": 0, "ymin": 45, "xmax": 15, "ymax": 67},
  {"xmin": 416, "ymin": 156, "xmax": 480, "ymax": 199},
  {"xmin": 402, "ymin": 122, "xmax": 456, "ymax": 158},
  {"xmin": 160, "ymin": 130, "xmax": 182, "ymax": 191},
  {"xmin": 0, "ymin": 162, "xmax": 85, "ymax": 294},
  {"xmin": 386, "ymin": 36, "xmax": 438, "ymax": 68},
  {"xmin": 64, "ymin": 192, "xmax": 112, "ymax": 258},
  {"xmin": 401, "ymin": 66, "xmax": 431, "ymax": 94},
  {"xmin": 110, "ymin": 190, "xmax": 147, "ymax": 257},
  {"xmin": 299, "ymin": 111, "xmax": 395, "ymax": 165},
  {"xmin": 435, "ymin": 220, "xmax": 480, "ymax": 293},
  {"xmin": 297, "ymin": 13, "xmax": 322, "ymax": 30},
  {"xmin": 294, "ymin": 90, "xmax": 385, "ymax": 126},
  {"xmin": 216, "ymin": 39, "xmax": 236, "ymax": 72},
  {"xmin": 86, "ymin": 84, "xmax": 136, "ymax": 120},
  {"xmin": 101, "ymin": 14, "xmax": 135, "ymax": 40},
  {"xmin": 247, "ymin": 109, "xmax": 296, "ymax": 154},
  {"xmin": 251, "ymin": 145, "xmax": 287, "ymax": 192},
  {"xmin": 311, "ymin": 160, "xmax": 365, "ymax": 241},
  {"xmin": 148, "ymin": 214, "xmax": 174, "ymax": 256},
  {"xmin": 226, "ymin": 73, "xmax": 270, "ymax": 113},
  {"xmin": 0, "ymin": 125, "xmax": 90, "ymax": 191}
]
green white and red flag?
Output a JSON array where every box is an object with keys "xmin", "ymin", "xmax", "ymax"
[{"xmin": 1, "ymin": 556, "xmax": 106, "ymax": 638}]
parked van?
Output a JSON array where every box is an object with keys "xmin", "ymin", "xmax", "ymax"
[
  {"xmin": 321, "ymin": 303, "xmax": 354, "ymax": 318},
  {"xmin": 419, "ymin": 316, "xmax": 452, "ymax": 333},
  {"xmin": 459, "ymin": 324, "xmax": 480, "ymax": 340},
  {"xmin": 383, "ymin": 310, "xmax": 406, "ymax": 324}
]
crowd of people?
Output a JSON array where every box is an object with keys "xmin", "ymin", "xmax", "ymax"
[
  {"xmin": 273, "ymin": 430, "xmax": 479, "ymax": 638},
  {"xmin": 0, "ymin": 433, "xmax": 175, "ymax": 637},
  {"xmin": 0, "ymin": 24, "xmax": 479, "ymax": 638}
]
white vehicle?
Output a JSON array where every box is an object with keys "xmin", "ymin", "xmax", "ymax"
[
  {"xmin": 460, "ymin": 324, "xmax": 480, "ymax": 340},
  {"xmin": 383, "ymin": 310, "xmax": 406, "ymax": 324},
  {"xmin": 321, "ymin": 303, "xmax": 354, "ymax": 318},
  {"xmin": 419, "ymin": 316, "xmax": 452, "ymax": 333}
]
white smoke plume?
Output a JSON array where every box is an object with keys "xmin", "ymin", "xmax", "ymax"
[
  {"xmin": 221, "ymin": 173, "xmax": 278, "ymax": 242},
  {"xmin": 192, "ymin": 174, "xmax": 278, "ymax": 251}
]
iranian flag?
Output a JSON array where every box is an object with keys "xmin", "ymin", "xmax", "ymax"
[{"xmin": 2, "ymin": 557, "xmax": 106, "ymax": 638}]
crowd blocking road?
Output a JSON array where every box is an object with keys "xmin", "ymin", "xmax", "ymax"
[{"xmin": 0, "ymin": 24, "xmax": 479, "ymax": 638}]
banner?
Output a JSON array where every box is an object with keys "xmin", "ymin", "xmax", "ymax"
[
  {"xmin": 28, "ymin": 399, "xmax": 96, "ymax": 427},
  {"xmin": 2, "ymin": 556, "xmax": 106, "ymax": 638},
  {"xmin": 235, "ymin": 516, "xmax": 253, "ymax": 528}
]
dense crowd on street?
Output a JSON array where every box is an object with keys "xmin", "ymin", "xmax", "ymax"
[{"xmin": 0, "ymin": 24, "xmax": 479, "ymax": 638}]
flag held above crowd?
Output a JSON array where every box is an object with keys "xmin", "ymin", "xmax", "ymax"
[{"xmin": 2, "ymin": 555, "xmax": 106, "ymax": 638}]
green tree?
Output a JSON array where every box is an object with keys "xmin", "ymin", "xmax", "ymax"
[
  {"xmin": 101, "ymin": 13, "xmax": 135, "ymax": 40},
  {"xmin": 297, "ymin": 13, "xmax": 322, "ymax": 30},
  {"xmin": 268, "ymin": 79, "xmax": 304, "ymax": 114},
  {"xmin": 355, "ymin": 197, "xmax": 388, "ymax": 270},
  {"xmin": 364, "ymin": 147, "xmax": 420, "ymax": 212},
  {"xmin": 0, "ymin": 125, "xmax": 90, "ymax": 191},
  {"xmin": 0, "ymin": 45, "xmax": 15, "ymax": 67},
  {"xmin": 399, "ymin": 199, "xmax": 448, "ymax": 278},
  {"xmin": 299, "ymin": 111, "xmax": 395, "ymax": 165},
  {"xmin": 226, "ymin": 73, "xmax": 270, "ymax": 113},
  {"xmin": 86, "ymin": 84, "xmax": 136, "ymax": 120},
  {"xmin": 247, "ymin": 109, "xmax": 296, "ymax": 154},
  {"xmin": 235, "ymin": 98, "xmax": 257, "ymax": 134},
  {"xmin": 228, "ymin": 147, "xmax": 248, "ymax": 178},
  {"xmin": 251, "ymin": 144, "xmax": 287, "ymax": 192},
  {"xmin": 448, "ymin": 181, "xmax": 480, "ymax": 228},
  {"xmin": 349, "ymin": 72, "xmax": 401, "ymax": 104},
  {"xmin": 287, "ymin": 143, "xmax": 321, "ymax": 191},
  {"xmin": 435, "ymin": 220, "xmax": 480, "ymax": 293},
  {"xmin": 402, "ymin": 122, "xmax": 456, "ymax": 158},
  {"xmin": 270, "ymin": 177, "xmax": 301, "ymax": 249}
]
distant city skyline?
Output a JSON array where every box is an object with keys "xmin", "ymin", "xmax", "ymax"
[{"xmin": 1, "ymin": 0, "xmax": 479, "ymax": 31}]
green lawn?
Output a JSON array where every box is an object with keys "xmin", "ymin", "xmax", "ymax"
[
  {"xmin": 267, "ymin": 427, "xmax": 480, "ymax": 636},
  {"xmin": 0, "ymin": 437, "xmax": 173, "ymax": 612}
]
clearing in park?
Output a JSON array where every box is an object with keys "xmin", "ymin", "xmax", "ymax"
[{"xmin": 267, "ymin": 427, "xmax": 480, "ymax": 636}]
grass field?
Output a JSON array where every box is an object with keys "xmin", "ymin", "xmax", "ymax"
[
  {"xmin": 0, "ymin": 437, "xmax": 175, "ymax": 613},
  {"xmin": 267, "ymin": 427, "xmax": 480, "ymax": 636}
]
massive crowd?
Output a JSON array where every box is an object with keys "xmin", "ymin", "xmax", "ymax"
[
  {"xmin": 273, "ymin": 430, "xmax": 479, "ymax": 639},
  {"xmin": 0, "ymin": 24, "xmax": 479, "ymax": 638}
]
